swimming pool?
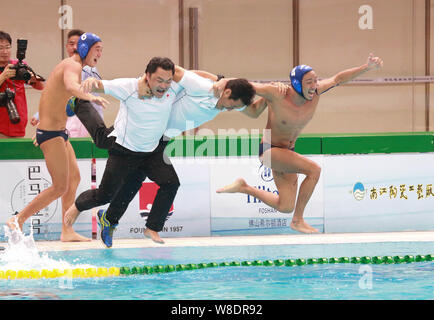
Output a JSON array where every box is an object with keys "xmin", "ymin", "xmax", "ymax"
[{"xmin": 0, "ymin": 233, "xmax": 433, "ymax": 300}]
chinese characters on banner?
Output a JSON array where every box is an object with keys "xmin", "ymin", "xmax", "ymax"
[{"xmin": 369, "ymin": 184, "xmax": 434, "ymax": 200}]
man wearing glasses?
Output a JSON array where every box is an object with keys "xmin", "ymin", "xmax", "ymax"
[{"xmin": 0, "ymin": 31, "xmax": 44, "ymax": 138}]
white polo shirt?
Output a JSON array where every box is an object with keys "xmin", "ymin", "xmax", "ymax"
[
  {"xmin": 164, "ymin": 71, "xmax": 247, "ymax": 138},
  {"xmin": 164, "ymin": 71, "xmax": 220, "ymax": 138},
  {"xmin": 102, "ymin": 78, "xmax": 183, "ymax": 152}
]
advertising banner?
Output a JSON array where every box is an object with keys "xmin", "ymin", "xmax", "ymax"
[
  {"xmin": 3, "ymin": 152, "xmax": 432, "ymax": 241},
  {"xmin": 323, "ymin": 153, "xmax": 434, "ymax": 232},
  {"xmin": 209, "ymin": 155, "xmax": 324, "ymax": 235},
  {"xmin": 95, "ymin": 157, "xmax": 211, "ymax": 239},
  {"xmin": 0, "ymin": 159, "xmax": 92, "ymax": 241}
]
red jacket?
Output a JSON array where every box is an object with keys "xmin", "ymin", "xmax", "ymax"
[{"xmin": 0, "ymin": 59, "xmax": 29, "ymax": 137}]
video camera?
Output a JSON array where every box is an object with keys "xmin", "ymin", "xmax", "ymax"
[
  {"xmin": 10, "ymin": 39, "xmax": 44, "ymax": 82},
  {"xmin": 0, "ymin": 88, "xmax": 19, "ymax": 124}
]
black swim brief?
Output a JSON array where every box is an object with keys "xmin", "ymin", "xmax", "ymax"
[
  {"xmin": 36, "ymin": 128, "xmax": 69, "ymax": 146},
  {"xmin": 259, "ymin": 141, "xmax": 295, "ymax": 157}
]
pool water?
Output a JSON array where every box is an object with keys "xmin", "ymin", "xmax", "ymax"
[{"xmin": 1, "ymin": 240, "xmax": 433, "ymax": 300}]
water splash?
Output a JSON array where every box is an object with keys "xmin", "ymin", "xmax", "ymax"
[{"xmin": 0, "ymin": 220, "xmax": 92, "ymax": 271}]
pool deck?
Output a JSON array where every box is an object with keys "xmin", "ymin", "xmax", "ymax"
[{"xmin": 2, "ymin": 230, "xmax": 432, "ymax": 252}]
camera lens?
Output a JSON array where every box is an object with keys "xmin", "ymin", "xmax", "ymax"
[
  {"xmin": 6, "ymin": 99, "xmax": 20, "ymax": 124},
  {"xmin": 0, "ymin": 89, "xmax": 20, "ymax": 124}
]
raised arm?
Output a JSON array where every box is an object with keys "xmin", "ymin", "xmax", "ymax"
[
  {"xmin": 174, "ymin": 66, "xmax": 218, "ymax": 96},
  {"xmin": 173, "ymin": 65, "xmax": 185, "ymax": 82},
  {"xmin": 174, "ymin": 66, "xmax": 219, "ymax": 82},
  {"xmin": 190, "ymin": 70, "xmax": 218, "ymax": 81},
  {"xmin": 317, "ymin": 53, "xmax": 383, "ymax": 95}
]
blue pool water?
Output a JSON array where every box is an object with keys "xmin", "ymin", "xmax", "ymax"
[{"xmin": 0, "ymin": 241, "xmax": 433, "ymax": 300}]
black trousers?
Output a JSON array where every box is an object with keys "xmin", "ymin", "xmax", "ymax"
[
  {"xmin": 73, "ymin": 99, "xmax": 115, "ymax": 149},
  {"xmin": 73, "ymin": 100, "xmax": 179, "ymax": 231}
]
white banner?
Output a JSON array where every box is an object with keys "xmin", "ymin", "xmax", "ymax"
[
  {"xmin": 4, "ymin": 152, "xmax": 433, "ymax": 241},
  {"xmin": 0, "ymin": 159, "xmax": 92, "ymax": 241},
  {"xmin": 323, "ymin": 153, "xmax": 434, "ymax": 233},
  {"xmin": 209, "ymin": 155, "xmax": 324, "ymax": 235},
  {"xmin": 95, "ymin": 157, "xmax": 211, "ymax": 239}
]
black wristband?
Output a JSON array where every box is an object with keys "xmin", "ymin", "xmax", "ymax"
[{"xmin": 216, "ymin": 74, "xmax": 225, "ymax": 81}]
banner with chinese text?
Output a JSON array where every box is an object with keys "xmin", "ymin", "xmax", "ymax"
[
  {"xmin": 0, "ymin": 160, "xmax": 92, "ymax": 241},
  {"xmin": 323, "ymin": 153, "xmax": 434, "ymax": 232}
]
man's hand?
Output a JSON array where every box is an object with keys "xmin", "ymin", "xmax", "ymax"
[
  {"xmin": 80, "ymin": 78, "xmax": 102, "ymax": 93},
  {"xmin": 31, "ymin": 133, "xmax": 39, "ymax": 147},
  {"xmin": 212, "ymin": 78, "xmax": 230, "ymax": 98},
  {"xmin": 90, "ymin": 95, "xmax": 109, "ymax": 109},
  {"xmin": 138, "ymin": 80, "xmax": 153, "ymax": 99},
  {"xmin": 30, "ymin": 116, "xmax": 39, "ymax": 126},
  {"xmin": 0, "ymin": 64, "xmax": 16, "ymax": 81},
  {"xmin": 367, "ymin": 53, "xmax": 383, "ymax": 70},
  {"xmin": 270, "ymin": 81, "xmax": 289, "ymax": 96},
  {"xmin": 28, "ymin": 72, "xmax": 44, "ymax": 89}
]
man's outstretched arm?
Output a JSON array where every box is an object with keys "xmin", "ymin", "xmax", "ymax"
[{"xmin": 317, "ymin": 53, "xmax": 383, "ymax": 95}]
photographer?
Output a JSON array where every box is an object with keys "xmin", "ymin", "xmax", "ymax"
[{"xmin": 0, "ymin": 31, "xmax": 43, "ymax": 138}]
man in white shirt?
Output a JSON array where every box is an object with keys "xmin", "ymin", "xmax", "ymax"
[
  {"xmin": 164, "ymin": 70, "xmax": 260, "ymax": 139},
  {"xmin": 64, "ymin": 60, "xmax": 257, "ymax": 247},
  {"xmin": 65, "ymin": 57, "xmax": 182, "ymax": 247}
]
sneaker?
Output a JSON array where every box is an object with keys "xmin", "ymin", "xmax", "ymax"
[{"xmin": 97, "ymin": 209, "xmax": 117, "ymax": 248}]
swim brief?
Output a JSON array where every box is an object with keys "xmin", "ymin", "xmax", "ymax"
[
  {"xmin": 259, "ymin": 141, "xmax": 295, "ymax": 157},
  {"xmin": 36, "ymin": 128, "xmax": 69, "ymax": 146}
]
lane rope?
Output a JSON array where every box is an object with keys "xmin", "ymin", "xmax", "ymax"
[{"xmin": 1, "ymin": 254, "xmax": 432, "ymax": 280}]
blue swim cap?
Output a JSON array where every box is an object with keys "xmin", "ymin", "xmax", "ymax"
[
  {"xmin": 290, "ymin": 65, "xmax": 313, "ymax": 98},
  {"xmin": 77, "ymin": 33, "xmax": 101, "ymax": 59}
]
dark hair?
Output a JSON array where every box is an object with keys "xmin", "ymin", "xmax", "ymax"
[
  {"xmin": 67, "ymin": 29, "xmax": 85, "ymax": 39},
  {"xmin": 145, "ymin": 57, "xmax": 175, "ymax": 75},
  {"xmin": 0, "ymin": 31, "xmax": 12, "ymax": 45},
  {"xmin": 225, "ymin": 79, "xmax": 256, "ymax": 106}
]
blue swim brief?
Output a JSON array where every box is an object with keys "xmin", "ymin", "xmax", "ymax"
[
  {"xmin": 259, "ymin": 141, "xmax": 295, "ymax": 157},
  {"xmin": 36, "ymin": 128, "xmax": 69, "ymax": 146}
]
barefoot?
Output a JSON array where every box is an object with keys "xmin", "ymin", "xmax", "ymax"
[
  {"xmin": 64, "ymin": 205, "xmax": 80, "ymax": 227},
  {"xmin": 216, "ymin": 178, "xmax": 247, "ymax": 193},
  {"xmin": 290, "ymin": 219, "xmax": 319, "ymax": 234},
  {"xmin": 144, "ymin": 228, "xmax": 165, "ymax": 244},
  {"xmin": 61, "ymin": 227, "xmax": 91, "ymax": 242},
  {"xmin": 6, "ymin": 216, "xmax": 22, "ymax": 232}
]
